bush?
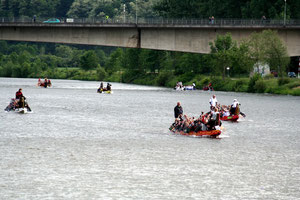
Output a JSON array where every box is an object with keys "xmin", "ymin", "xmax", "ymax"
[
  {"xmin": 263, "ymin": 74, "xmax": 275, "ymax": 80},
  {"xmin": 248, "ymin": 73, "xmax": 261, "ymax": 92},
  {"xmin": 254, "ymin": 80, "xmax": 267, "ymax": 93},
  {"xmin": 210, "ymin": 77, "xmax": 230, "ymax": 90},
  {"xmin": 96, "ymin": 66, "xmax": 107, "ymax": 81},
  {"xmin": 200, "ymin": 77, "xmax": 211, "ymax": 87},
  {"xmin": 177, "ymin": 72, "xmax": 195, "ymax": 84},
  {"xmin": 156, "ymin": 71, "xmax": 174, "ymax": 86},
  {"xmin": 278, "ymin": 77, "xmax": 290, "ymax": 86},
  {"xmin": 234, "ymin": 79, "xmax": 248, "ymax": 92}
]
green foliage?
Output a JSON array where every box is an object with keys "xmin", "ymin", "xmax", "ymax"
[
  {"xmin": 200, "ymin": 77, "xmax": 211, "ymax": 87},
  {"xmin": 105, "ymin": 48, "xmax": 123, "ymax": 75},
  {"xmin": 254, "ymin": 80, "xmax": 267, "ymax": 93},
  {"xmin": 156, "ymin": 71, "xmax": 174, "ymax": 86},
  {"xmin": 234, "ymin": 79, "xmax": 249, "ymax": 92},
  {"xmin": 209, "ymin": 33, "xmax": 251, "ymax": 80},
  {"xmin": 96, "ymin": 66, "xmax": 107, "ymax": 81},
  {"xmin": 248, "ymin": 30, "xmax": 290, "ymax": 78},
  {"xmin": 248, "ymin": 73, "xmax": 261, "ymax": 92},
  {"xmin": 79, "ymin": 50, "xmax": 99, "ymax": 70},
  {"xmin": 278, "ymin": 77, "xmax": 290, "ymax": 86}
]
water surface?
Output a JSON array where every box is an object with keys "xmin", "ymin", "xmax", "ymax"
[{"xmin": 0, "ymin": 78, "xmax": 299, "ymax": 199}]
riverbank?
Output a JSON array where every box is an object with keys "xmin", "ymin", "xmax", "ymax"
[{"xmin": 30, "ymin": 67, "xmax": 300, "ymax": 96}]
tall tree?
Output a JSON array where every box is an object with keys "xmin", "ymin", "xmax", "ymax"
[
  {"xmin": 247, "ymin": 30, "xmax": 290, "ymax": 77},
  {"xmin": 79, "ymin": 50, "xmax": 99, "ymax": 70},
  {"xmin": 209, "ymin": 33, "xmax": 236, "ymax": 80}
]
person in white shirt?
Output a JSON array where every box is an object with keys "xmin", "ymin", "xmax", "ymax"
[
  {"xmin": 209, "ymin": 95, "xmax": 218, "ymax": 110},
  {"xmin": 230, "ymin": 99, "xmax": 240, "ymax": 115}
]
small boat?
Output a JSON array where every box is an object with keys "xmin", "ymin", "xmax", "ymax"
[
  {"xmin": 37, "ymin": 78, "xmax": 52, "ymax": 88},
  {"xmin": 4, "ymin": 98, "xmax": 32, "ymax": 113},
  {"xmin": 183, "ymin": 85, "xmax": 196, "ymax": 90},
  {"xmin": 220, "ymin": 115, "xmax": 239, "ymax": 122},
  {"xmin": 97, "ymin": 90, "xmax": 113, "ymax": 94},
  {"xmin": 170, "ymin": 128, "xmax": 221, "ymax": 138},
  {"xmin": 174, "ymin": 82, "xmax": 196, "ymax": 91}
]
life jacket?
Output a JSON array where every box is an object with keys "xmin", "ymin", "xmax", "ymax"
[{"xmin": 16, "ymin": 91, "xmax": 23, "ymax": 99}]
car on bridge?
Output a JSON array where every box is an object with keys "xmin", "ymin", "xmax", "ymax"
[{"xmin": 43, "ymin": 18, "xmax": 60, "ymax": 23}]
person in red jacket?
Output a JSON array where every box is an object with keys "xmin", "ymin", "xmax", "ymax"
[{"xmin": 15, "ymin": 88, "xmax": 24, "ymax": 99}]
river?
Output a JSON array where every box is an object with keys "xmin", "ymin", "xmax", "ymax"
[{"xmin": 0, "ymin": 77, "xmax": 300, "ymax": 199}]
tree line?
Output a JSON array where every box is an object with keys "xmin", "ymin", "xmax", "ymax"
[
  {"xmin": 0, "ymin": 30, "xmax": 289, "ymax": 82},
  {"xmin": 1, "ymin": 0, "xmax": 299, "ymax": 19}
]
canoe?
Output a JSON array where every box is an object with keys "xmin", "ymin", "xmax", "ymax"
[
  {"xmin": 170, "ymin": 129, "xmax": 221, "ymax": 138},
  {"xmin": 220, "ymin": 115, "xmax": 239, "ymax": 122}
]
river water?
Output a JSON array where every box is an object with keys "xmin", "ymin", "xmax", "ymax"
[{"xmin": 0, "ymin": 77, "xmax": 300, "ymax": 199}]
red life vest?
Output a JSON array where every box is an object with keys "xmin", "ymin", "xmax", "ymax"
[{"xmin": 16, "ymin": 91, "xmax": 23, "ymax": 99}]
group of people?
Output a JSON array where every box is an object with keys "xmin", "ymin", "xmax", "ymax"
[
  {"xmin": 170, "ymin": 94, "xmax": 246, "ymax": 134},
  {"xmin": 5, "ymin": 88, "xmax": 32, "ymax": 112},
  {"xmin": 174, "ymin": 82, "xmax": 196, "ymax": 91},
  {"xmin": 37, "ymin": 78, "xmax": 52, "ymax": 88},
  {"xmin": 97, "ymin": 82, "xmax": 112, "ymax": 93},
  {"xmin": 170, "ymin": 102, "xmax": 222, "ymax": 134},
  {"xmin": 209, "ymin": 16, "xmax": 215, "ymax": 24},
  {"xmin": 209, "ymin": 95, "xmax": 246, "ymax": 118}
]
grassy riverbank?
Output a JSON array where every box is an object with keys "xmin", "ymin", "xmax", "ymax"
[{"xmin": 34, "ymin": 67, "xmax": 300, "ymax": 96}]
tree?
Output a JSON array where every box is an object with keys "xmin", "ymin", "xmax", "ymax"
[
  {"xmin": 248, "ymin": 30, "xmax": 290, "ymax": 77},
  {"xmin": 79, "ymin": 50, "xmax": 99, "ymax": 70},
  {"xmin": 209, "ymin": 33, "xmax": 236, "ymax": 80},
  {"xmin": 104, "ymin": 48, "xmax": 123, "ymax": 75},
  {"xmin": 261, "ymin": 30, "xmax": 289, "ymax": 77}
]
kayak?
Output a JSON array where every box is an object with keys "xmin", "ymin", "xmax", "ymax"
[
  {"xmin": 170, "ymin": 128, "xmax": 221, "ymax": 138},
  {"xmin": 220, "ymin": 115, "xmax": 239, "ymax": 122}
]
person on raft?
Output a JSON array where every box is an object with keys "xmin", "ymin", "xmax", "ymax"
[
  {"xmin": 106, "ymin": 83, "xmax": 112, "ymax": 91},
  {"xmin": 229, "ymin": 99, "xmax": 246, "ymax": 117},
  {"xmin": 16, "ymin": 88, "xmax": 24, "ymax": 99},
  {"xmin": 174, "ymin": 102, "xmax": 183, "ymax": 119},
  {"xmin": 15, "ymin": 88, "xmax": 31, "ymax": 111},
  {"xmin": 209, "ymin": 94, "xmax": 218, "ymax": 110},
  {"xmin": 97, "ymin": 82, "xmax": 104, "ymax": 93}
]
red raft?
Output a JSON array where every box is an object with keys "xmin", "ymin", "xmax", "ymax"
[
  {"xmin": 220, "ymin": 115, "xmax": 239, "ymax": 122},
  {"xmin": 170, "ymin": 129, "xmax": 221, "ymax": 138}
]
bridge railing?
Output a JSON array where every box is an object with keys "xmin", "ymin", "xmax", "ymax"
[{"xmin": 1, "ymin": 17, "xmax": 300, "ymax": 26}]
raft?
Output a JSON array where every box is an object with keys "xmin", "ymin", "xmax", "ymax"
[
  {"xmin": 170, "ymin": 128, "xmax": 221, "ymax": 138},
  {"xmin": 97, "ymin": 90, "xmax": 113, "ymax": 94},
  {"xmin": 220, "ymin": 115, "xmax": 239, "ymax": 122}
]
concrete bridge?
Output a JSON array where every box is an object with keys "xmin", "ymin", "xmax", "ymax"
[{"xmin": 0, "ymin": 18, "xmax": 300, "ymax": 56}]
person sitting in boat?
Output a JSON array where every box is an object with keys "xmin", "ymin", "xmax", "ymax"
[
  {"xmin": 97, "ymin": 82, "xmax": 104, "ymax": 93},
  {"xmin": 44, "ymin": 78, "xmax": 48, "ymax": 88},
  {"xmin": 37, "ymin": 78, "xmax": 42, "ymax": 86},
  {"xmin": 174, "ymin": 102, "xmax": 183, "ymax": 119},
  {"xmin": 14, "ymin": 89, "xmax": 31, "ymax": 111},
  {"xmin": 16, "ymin": 88, "xmax": 24, "ymax": 99},
  {"xmin": 47, "ymin": 79, "xmax": 52, "ymax": 87},
  {"xmin": 230, "ymin": 99, "xmax": 240, "ymax": 116},
  {"xmin": 209, "ymin": 95, "xmax": 218, "ymax": 110},
  {"xmin": 174, "ymin": 82, "xmax": 183, "ymax": 90},
  {"xmin": 106, "ymin": 83, "xmax": 112, "ymax": 91}
]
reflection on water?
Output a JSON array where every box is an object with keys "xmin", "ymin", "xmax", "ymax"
[{"xmin": 0, "ymin": 78, "xmax": 300, "ymax": 199}]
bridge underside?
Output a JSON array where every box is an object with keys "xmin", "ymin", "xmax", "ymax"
[{"xmin": 0, "ymin": 25, "xmax": 299, "ymax": 56}]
